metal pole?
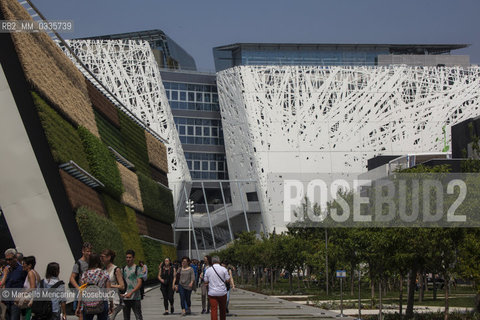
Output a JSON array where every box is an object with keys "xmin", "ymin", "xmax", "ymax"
[
  {"xmin": 188, "ymin": 202, "xmax": 200, "ymax": 260},
  {"xmin": 340, "ymin": 277, "xmax": 344, "ymax": 317},
  {"xmin": 236, "ymin": 181, "xmax": 250, "ymax": 232},
  {"xmin": 219, "ymin": 181, "xmax": 234, "ymax": 241},
  {"xmin": 188, "ymin": 200, "xmax": 192, "ymax": 258},
  {"xmin": 201, "ymin": 229, "xmax": 206, "ymax": 251},
  {"xmin": 201, "ymin": 182, "xmax": 216, "ymax": 250}
]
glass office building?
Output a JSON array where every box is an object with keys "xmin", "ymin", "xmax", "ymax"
[
  {"xmin": 213, "ymin": 43, "xmax": 469, "ymax": 72},
  {"xmin": 82, "ymin": 30, "xmax": 228, "ymax": 182},
  {"xmin": 160, "ymin": 70, "xmax": 228, "ymax": 181},
  {"xmin": 84, "ymin": 29, "xmax": 197, "ymax": 71}
]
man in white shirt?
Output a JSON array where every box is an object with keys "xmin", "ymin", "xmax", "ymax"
[{"xmin": 203, "ymin": 256, "xmax": 229, "ymax": 320}]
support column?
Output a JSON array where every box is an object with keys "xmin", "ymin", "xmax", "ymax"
[
  {"xmin": 219, "ymin": 181, "xmax": 234, "ymax": 241},
  {"xmin": 201, "ymin": 182, "xmax": 216, "ymax": 250}
]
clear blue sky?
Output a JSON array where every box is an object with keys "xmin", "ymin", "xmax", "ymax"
[{"xmin": 36, "ymin": 0, "xmax": 479, "ymax": 72}]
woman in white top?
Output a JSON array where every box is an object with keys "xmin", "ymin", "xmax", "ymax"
[
  {"xmin": 22, "ymin": 256, "xmax": 41, "ymax": 320},
  {"xmin": 100, "ymin": 249, "xmax": 125, "ymax": 320}
]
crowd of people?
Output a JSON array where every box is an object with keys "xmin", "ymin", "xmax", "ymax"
[{"xmin": 0, "ymin": 245, "xmax": 235, "ymax": 320}]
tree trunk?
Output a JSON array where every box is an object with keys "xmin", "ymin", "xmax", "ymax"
[
  {"xmin": 406, "ymin": 268, "xmax": 416, "ymax": 319},
  {"xmin": 351, "ymin": 267, "xmax": 355, "ymax": 296},
  {"xmin": 444, "ymin": 274, "xmax": 449, "ymax": 320},
  {"xmin": 399, "ymin": 274, "xmax": 404, "ymax": 316},
  {"xmin": 371, "ymin": 279, "xmax": 375, "ymax": 308},
  {"xmin": 271, "ymin": 268, "xmax": 274, "ymax": 291},
  {"xmin": 289, "ymin": 273, "xmax": 293, "ymax": 293},
  {"xmin": 379, "ymin": 280, "xmax": 383, "ymax": 320},
  {"xmin": 297, "ymin": 270, "xmax": 301, "ymax": 290},
  {"xmin": 418, "ymin": 271, "xmax": 424, "ymax": 303},
  {"xmin": 433, "ymin": 276, "xmax": 437, "ymax": 301}
]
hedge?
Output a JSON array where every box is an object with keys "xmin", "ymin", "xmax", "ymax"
[
  {"xmin": 140, "ymin": 237, "xmax": 164, "ymax": 281},
  {"xmin": 140, "ymin": 237, "xmax": 177, "ymax": 280},
  {"xmin": 137, "ymin": 172, "xmax": 175, "ymax": 224},
  {"xmin": 33, "ymin": 92, "xmax": 90, "ymax": 171},
  {"xmin": 78, "ymin": 126, "xmax": 123, "ymax": 199},
  {"xmin": 95, "ymin": 110, "xmax": 126, "ymax": 157},
  {"xmin": 103, "ymin": 195, "xmax": 145, "ymax": 263},
  {"xmin": 118, "ymin": 111, "xmax": 150, "ymax": 175},
  {"xmin": 75, "ymin": 206, "xmax": 124, "ymax": 265},
  {"xmin": 161, "ymin": 244, "xmax": 177, "ymax": 262}
]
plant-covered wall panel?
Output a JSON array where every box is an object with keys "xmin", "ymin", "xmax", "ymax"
[
  {"xmin": 33, "ymin": 92, "xmax": 91, "ymax": 171},
  {"xmin": 75, "ymin": 206, "xmax": 124, "ymax": 262},
  {"xmin": 145, "ymin": 131, "xmax": 168, "ymax": 173},
  {"xmin": 135, "ymin": 213, "xmax": 174, "ymax": 243},
  {"xmin": 150, "ymin": 165, "xmax": 169, "ymax": 187},
  {"xmin": 87, "ymin": 81, "xmax": 120, "ymax": 127},
  {"xmin": 103, "ymin": 195, "xmax": 145, "ymax": 263},
  {"xmin": 161, "ymin": 244, "xmax": 177, "ymax": 262},
  {"xmin": 59, "ymin": 170, "xmax": 107, "ymax": 217},
  {"xmin": 0, "ymin": 0, "xmax": 99, "ymax": 136},
  {"xmin": 78, "ymin": 126, "xmax": 123, "ymax": 199},
  {"xmin": 95, "ymin": 110, "xmax": 127, "ymax": 157},
  {"xmin": 117, "ymin": 163, "xmax": 144, "ymax": 212},
  {"xmin": 137, "ymin": 172, "xmax": 174, "ymax": 224},
  {"xmin": 140, "ymin": 237, "xmax": 163, "ymax": 280},
  {"xmin": 118, "ymin": 111, "xmax": 150, "ymax": 175}
]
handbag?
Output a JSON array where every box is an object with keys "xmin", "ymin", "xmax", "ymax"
[
  {"xmin": 14, "ymin": 291, "xmax": 32, "ymax": 309},
  {"xmin": 212, "ymin": 266, "xmax": 230, "ymax": 291}
]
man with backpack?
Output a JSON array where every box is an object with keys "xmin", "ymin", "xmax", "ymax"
[
  {"xmin": 69, "ymin": 242, "xmax": 92, "ymax": 319},
  {"xmin": 122, "ymin": 250, "xmax": 143, "ymax": 320}
]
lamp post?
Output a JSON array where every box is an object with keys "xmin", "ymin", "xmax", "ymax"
[{"xmin": 185, "ymin": 199, "xmax": 195, "ymax": 258}]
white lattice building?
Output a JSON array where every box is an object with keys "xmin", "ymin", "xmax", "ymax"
[
  {"xmin": 216, "ymin": 65, "xmax": 480, "ymax": 232},
  {"xmin": 63, "ymin": 39, "xmax": 191, "ymax": 206}
]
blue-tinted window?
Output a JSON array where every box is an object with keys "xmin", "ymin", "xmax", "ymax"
[
  {"xmin": 180, "ymin": 91, "xmax": 186, "ymax": 101},
  {"xmin": 187, "ymin": 126, "xmax": 194, "ymax": 135},
  {"xmin": 171, "ymin": 91, "xmax": 178, "ymax": 100},
  {"xmin": 179, "ymin": 126, "xmax": 185, "ymax": 135}
]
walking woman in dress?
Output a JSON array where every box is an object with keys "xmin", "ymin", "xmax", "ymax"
[{"xmin": 158, "ymin": 258, "xmax": 175, "ymax": 315}]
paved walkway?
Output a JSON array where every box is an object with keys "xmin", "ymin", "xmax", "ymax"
[{"xmin": 118, "ymin": 286, "xmax": 349, "ymax": 320}]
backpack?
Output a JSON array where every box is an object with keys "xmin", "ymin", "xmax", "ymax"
[
  {"xmin": 114, "ymin": 267, "xmax": 126, "ymax": 294},
  {"xmin": 31, "ymin": 280, "xmax": 64, "ymax": 319},
  {"xmin": 82, "ymin": 284, "xmax": 104, "ymax": 314}
]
